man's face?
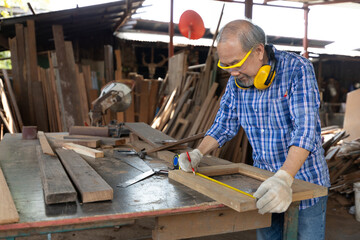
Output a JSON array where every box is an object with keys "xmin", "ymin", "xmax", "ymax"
[{"xmin": 217, "ymin": 39, "xmax": 263, "ymax": 87}]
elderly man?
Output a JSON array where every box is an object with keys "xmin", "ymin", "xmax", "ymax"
[{"xmin": 179, "ymin": 20, "xmax": 329, "ymax": 240}]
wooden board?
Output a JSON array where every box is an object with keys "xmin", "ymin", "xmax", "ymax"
[
  {"xmin": 153, "ymin": 208, "xmax": 270, "ymax": 240},
  {"xmin": 36, "ymin": 146, "xmax": 77, "ymax": 204},
  {"xmin": 0, "ymin": 166, "xmax": 19, "ymax": 224},
  {"xmin": 63, "ymin": 135, "xmax": 125, "ymax": 146},
  {"xmin": 63, "ymin": 143, "xmax": 104, "ymax": 158},
  {"xmin": 169, "ymin": 170, "xmax": 256, "ymax": 212},
  {"xmin": 25, "ymin": 20, "xmax": 38, "ymax": 125},
  {"xmin": 0, "ymin": 78, "xmax": 16, "ymax": 133},
  {"xmin": 52, "ymin": 25, "xmax": 82, "ymax": 129},
  {"xmin": 31, "ymin": 81, "xmax": 49, "ymax": 132},
  {"xmin": 60, "ymin": 139, "xmax": 100, "ymax": 148},
  {"xmin": 37, "ymin": 131, "xmax": 55, "ymax": 156},
  {"xmin": 69, "ymin": 126, "xmax": 109, "ymax": 137},
  {"xmin": 188, "ymin": 82, "xmax": 218, "ymax": 136},
  {"xmin": 125, "ymin": 122, "xmax": 175, "ymax": 148},
  {"xmin": 104, "ymin": 45, "xmax": 114, "ymax": 83},
  {"xmin": 343, "ymin": 88, "xmax": 360, "ymax": 141},
  {"xmin": 169, "ymin": 164, "xmax": 328, "ymax": 212},
  {"xmin": 56, "ymin": 148, "xmax": 113, "ymax": 203},
  {"xmin": 15, "ymin": 24, "xmax": 31, "ymax": 126},
  {"xmin": 2, "ymin": 69, "xmax": 23, "ymax": 130},
  {"xmin": 167, "ymin": 51, "xmax": 187, "ymax": 94}
]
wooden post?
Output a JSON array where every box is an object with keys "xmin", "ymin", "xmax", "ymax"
[
  {"xmin": 303, "ymin": 3, "xmax": 309, "ymax": 59},
  {"xmin": 168, "ymin": 0, "xmax": 174, "ymax": 58},
  {"xmin": 245, "ymin": 0, "xmax": 253, "ymax": 19}
]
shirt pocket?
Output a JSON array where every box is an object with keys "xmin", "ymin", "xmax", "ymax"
[{"xmin": 269, "ymin": 97, "xmax": 292, "ymax": 129}]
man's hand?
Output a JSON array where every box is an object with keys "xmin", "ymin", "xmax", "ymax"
[
  {"xmin": 253, "ymin": 169, "xmax": 294, "ymax": 214},
  {"xmin": 178, "ymin": 149, "xmax": 203, "ymax": 172}
]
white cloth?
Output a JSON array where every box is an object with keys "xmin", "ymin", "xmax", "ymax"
[
  {"xmin": 178, "ymin": 149, "xmax": 203, "ymax": 172},
  {"xmin": 253, "ymin": 169, "xmax": 294, "ymax": 214}
]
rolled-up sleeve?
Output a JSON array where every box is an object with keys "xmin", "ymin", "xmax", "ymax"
[
  {"xmin": 288, "ymin": 61, "xmax": 320, "ymax": 153},
  {"xmin": 206, "ymin": 80, "xmax": 241, "ymax": 147}
]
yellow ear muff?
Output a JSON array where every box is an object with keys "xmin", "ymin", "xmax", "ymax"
[{"xmin": 253, "ymin": 65, "xmax": 276, "ymax": 90}]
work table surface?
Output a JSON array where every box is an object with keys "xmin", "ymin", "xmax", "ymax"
[{"xmin": 0, "ymin": 133, "xmax": 260, "ymax": 229}]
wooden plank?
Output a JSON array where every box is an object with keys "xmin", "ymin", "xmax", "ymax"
[
  {"xmin": 0, "ymin": 166, "xmax": 19, "ymax": 224},
  {"xmin": 170, "ymin": 164, "xmax": 328, "ymax": 212},
  {"xmin": 0, "ymin": 78, "xmax": 16, "ymax": 133},
  {"xmin": 59, "ymin": 139, "xmax": 100, "ymax": 148},
  {"xmin": 63, "ymin": 143, "xmax": 104, "ymax": 158},
  {"xmin": 63, "ymin": 135, "xmax": 126, "ymax": 146},
  {"xmin": 31, "ymin": 81, "xmax": 49, "ymax": 132},
  {"xmin": 77, "ymin": 70, "xmax": 90, "ymax": 124},
  {"xmin": 167, "ymin": 51, "xmax": 187, "ymax": 95},
  {"xmin": 47, "ymin": 52, "xmax": 63, "ymax": 132},
  {"xmin": 104, "ymin": 45, "xmax": 114, "ymax": 83},
  {"xmin": 153, "ymin": 208, "xmax": 270, "ymax": 240},
  {"xmin": 25, "ymin": 20, "xmax": 38, "ymax": 125},
  {"xmin": 138, "ymin": 79, "xmax": 150, "ymax": 123},
  {"xmin": 55, "ymin": 148, "xmax": 113, "ymax": 203},
  {"xmin": 169, "ymin": 170, "xmax": 257, "ymax": 212},
  {"xmin": 188, "ymin": 82, "xmax": 218, "ymax": 136},
  {"xmin": 236, "ymin": 163, "xmax": 328, "ymax": 202},
  {"xmin": 37, "ymin": 131, "xmax": 55, "ymax": 156},
  {"xmin": 148, "ymin": 79, "xmax": 160, "ymax": 122},
  {"xmin": 164, "ymin": 87, "xmax": 193, "ymax": 134},
  {"xmin": 114, "ymin": 49, "xmax": 122, "ymax": 80},
  {"xmin": 69, "ymin": 126, "xmax": 109, "ymax": 137},
  {"xmin": 15, "ymin": 24, "xmax": 31, "ymax": 126},
  {"xmin": 343, "ymin": 88, "xmax": 360, "ymax": 141},
  {"xmin": 8, "ymin": 37, "xmax": 21, "ymax": 101},
  {"xmin": 151, "ymin": 88, "xmax": 177, "ymax": 130},
  {"xmin": 52, "ymin": 25, "xmax": 82, "ymax": 129},
  {"xmin": 2, "ymin": 70, "xmax": 23, "ymax": 129},
  {"xmin": 36, "ymin": 146, "xmax": 77, "ymax": 204},
  {"xmin": 125, "ymin": 122, "xmax": 175, "ymax": 148},
  {"xmin": 82, "ymin": 65, "xmax": 93, "ymax": 108}
]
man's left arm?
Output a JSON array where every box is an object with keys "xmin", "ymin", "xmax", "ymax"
[{"xmin": 254, "ymin": 61, "xmax": 320, "ymax": 214}]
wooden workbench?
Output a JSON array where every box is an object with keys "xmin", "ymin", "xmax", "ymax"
[{"xmin": 0, "ymin": 131, "xmax": 326, "ymax": 239}]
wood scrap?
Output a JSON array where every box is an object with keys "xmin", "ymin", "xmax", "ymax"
[
  {"xmin": 63, "ymin": 143, "xmax": 104, "ymax": 158},
  {"xmin": 0, "ymin": 165, "xmax": 19, "ymax": 224},
  {"xmin": 56, "ymin": 148, "xmax": 113, "ymax": 203},
  {"xmin": 37, "ymin": 131, "xmax": 55, "ymax": 156}
]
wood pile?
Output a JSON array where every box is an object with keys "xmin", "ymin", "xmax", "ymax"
[
  {"xmin": 151, "ymin": 51, "xmax": 250, "ymax": 164},
  {"xmin": 1, "ymin": 20, "xmax": 162, "ymax": 135},
  {"xmin": 322, "ymin": 127, "xmax": 360, "ymax": 207}
]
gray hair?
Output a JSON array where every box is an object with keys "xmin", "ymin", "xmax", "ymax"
[{"xmin": 216, "ymin": 20, "xmax": 267, "ymax": 51}]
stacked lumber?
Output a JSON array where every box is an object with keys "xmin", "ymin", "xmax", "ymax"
[
  {"xmin": 0, "ymin": 71, "xmax": 20, "ymax": 135},
  {"xmin": 4, "ymin": 21, "xmax": 99, "ymax": 132},
  {"xmin": 119, "ymin": 73, "xmax": 161, "ymax": 124},
  {"xmin": 323, "ymin": 127, "xmax": 360, "ymax": 206},
  {"xmin": 151, "ymin": 51, "xmax": 251, "ymax": 164}
]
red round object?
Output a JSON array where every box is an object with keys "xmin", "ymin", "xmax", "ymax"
[{"xmin": 178, "ymin": 10, "xmax": 205, "ymax": 40}]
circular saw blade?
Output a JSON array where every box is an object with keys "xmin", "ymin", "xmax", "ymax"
[{"xmin": 110, "ymin": 91, "xmax": 132, "ymax": 112}]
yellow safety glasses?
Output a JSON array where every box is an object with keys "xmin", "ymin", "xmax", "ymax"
[{"xmin": 217, "ymin": 47, "xmax": 253, "ymax": 72}]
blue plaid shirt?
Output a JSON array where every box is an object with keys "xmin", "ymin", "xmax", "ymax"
[{"xmin": 207, "ymin": 45, "xmax": 330, "ymax": 209}]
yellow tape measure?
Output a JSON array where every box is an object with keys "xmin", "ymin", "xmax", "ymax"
[{"xmin": 195, "ymin": 172, "xmax": 256, "ymax": 199}]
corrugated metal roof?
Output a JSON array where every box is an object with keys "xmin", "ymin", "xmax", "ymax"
[{"xmin": 0, "ymin": 0, "xmax": 145, "ymax": 51}]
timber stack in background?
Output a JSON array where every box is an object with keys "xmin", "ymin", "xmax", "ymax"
[{"xmin": 0, "ymin": 21, "xmax": 161, "ymax": 135}]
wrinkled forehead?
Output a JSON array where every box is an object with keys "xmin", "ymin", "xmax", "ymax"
[{"xmin": 217, "ymin": 40, "xmax": 246, "ymax": 64}]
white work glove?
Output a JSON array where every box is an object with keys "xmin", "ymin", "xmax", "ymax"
[
  {"xmin": 253, "ymin": 169, "xmax": 294, "ymax": 214},
  {"xmin": 178, "ymin": 149, "xmax": 203, "ymax": 173}
]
